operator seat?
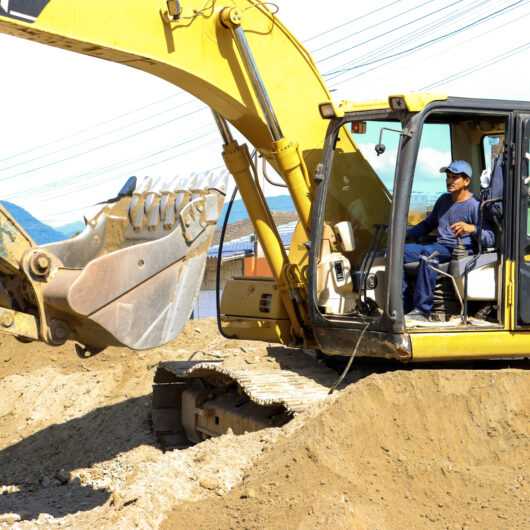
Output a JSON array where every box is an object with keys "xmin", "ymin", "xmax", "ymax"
[{"xmin": 456, "ymin": 153, "xmax": 505, "ymax": 304}]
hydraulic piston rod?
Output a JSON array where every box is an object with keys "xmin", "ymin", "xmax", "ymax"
[
  {"xmin": 212, "ymin": 110, "xmax": 304, "ymax": 340},
  {"xmin": 220, "ymin": 7, "xmax": 312, "ymax": 238}
]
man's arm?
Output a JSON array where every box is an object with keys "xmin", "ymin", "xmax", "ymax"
[
  {"xmin": 451, "ymin": 201, "xmax": 496, "ymax": 248},
  {"xmin": 406, "ymin": 199, "xmax": 440, "ymax": 240},
  {"xmin": 451, "ymin": 221, "xmax": 495, "ymax": 247}
]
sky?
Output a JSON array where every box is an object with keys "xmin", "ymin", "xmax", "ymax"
[
  {"xmin": 1, "ymin": 0, "xmax": 530, "ymax": 226},
  {"xmin": 354, "ymin": 121, "xmax": 451, "ymax": 197}
]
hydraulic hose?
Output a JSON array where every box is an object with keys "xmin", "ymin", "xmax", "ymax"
[{"xmin": 216, "ymin": 185, "xmax": 238, "ymax": 339}]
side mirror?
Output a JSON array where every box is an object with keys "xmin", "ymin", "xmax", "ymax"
[
  {"xmin": 375, "ymin": 143, "xmax": 386, "ymax": 156},
  {"xmin": 333, "ymin": 221, "xmax": 355, "ymax": 252},
  {"xmin": 375, "ymin": 127, "xmax": 412, "ymax": 156}
]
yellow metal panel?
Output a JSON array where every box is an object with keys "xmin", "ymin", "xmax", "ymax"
[
  {"xmin": 336, "ymin": 93, "xmax": 448, "ymax": 115},
  {"xmin": 411, "ymin": 330, "xmax": 530, "ymax": 361},
  {"xmin": 0, "ymin": 308, "xmax": 39, "ymax": 341},
  {"xmin": 504, "ymin": 259, "xmax": 515, "ymax": 330},
  {"xmin": 338, "ymin": 99, "xmax": 390, "ymax": 114},
  {"xmin": 221, "ymin": 277, "xmax": 288, "ymax": 319},
  {"xmin": 412, "ymin": 260, "xmax": 522, "ymax": 360},
  {"xmin": 401, "ymin": 92, "xmax": 448, "ymax": 112},
  {"xmin": 221, "ymin": 316, "xmax": 291, "ymax": 344}
]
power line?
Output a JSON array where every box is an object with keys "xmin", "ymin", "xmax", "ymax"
[
  {"xmin": 0, "ymin": 106, "xmax": 208, "ymax": 182},
  {"xmin": 318, "ymin": 0, "xmax": 467, "ymax": 64},
  {"xmin": 311, "ymin": 0, "xmax": 435, "ymax": 54},
  {"xmin": 389, "ymin": 6, "xmax": 530, "ymax": 88},
  {"xmin": 0, "ymin": 0, "xmax": 445, "ymax": 178},
  {"xmin": 24, "ymin": 132, "xmax": 220, "ymax": 203},
  {"xmin": 304, "ymin": 0, "xmax": 405, "ymax": 43},
  {"xmin": 1, "ymin": 2, "xmax": 406, "ymax": 168},
  {"xmin": 420, "ymin": 40, "xmax": 530, "ymax": 90},
  {"xmin": 329, "ymin": 1, "xmax": 530, "ymax": 88},
  {"xmin": 4, "ymin": 0, "xmax": 527, "ymax": 222},
  {"xmin": 324, "ymin": 0, "xmax": 492, "ymax": 81},
  {"xmin": 5, "ymin": 123, "xmax": 219, "ymax": 200},
  {"xmin": 325, "ymin": 0, "xmax": 528, "ymax": 75},
  {"xmin": 0, "ymin": 92, "xmax": 190, "ymax": 164},
  {"xmin": 1, "ymin": 0, "xmax": 396, "ymax": 172}
]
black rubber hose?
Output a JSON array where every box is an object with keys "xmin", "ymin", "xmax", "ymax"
[{"xmin": 216, "ymin": 186, "xmax": 238, "ymax": 338}]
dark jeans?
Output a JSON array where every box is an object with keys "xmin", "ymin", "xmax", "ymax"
[{"xmin": 403, "ymin": 242, "xmax": 453, "ymax": 314}]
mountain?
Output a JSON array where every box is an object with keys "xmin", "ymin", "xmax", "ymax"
[
  {"xmin": 217, "ymin": 192, "xmax": 440, "ymax": 225},
  {"xmin": 0, "ymin": 201, "xmax": 66, "ymax": 245},
  {"xmin": 56, "ymin": 220, "xmax": 85, "ymax": 238},
  {"xmin": 219, "ymin": 195, "xmax": 294, "ymax": 224}
]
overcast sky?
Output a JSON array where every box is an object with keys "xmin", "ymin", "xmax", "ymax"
[{"xmin": 1, "ymin": 0, "xmax": 530, "ymax": 226}]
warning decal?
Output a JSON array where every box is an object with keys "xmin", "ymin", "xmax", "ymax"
[{"xmin": 0, "ymin": 0, "xmax": 50, "ymax": 23}]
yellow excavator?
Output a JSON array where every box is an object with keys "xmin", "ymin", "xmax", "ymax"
[{"xmin": 0, "ymin": 1, "xmax": 528, "ymax": 443}]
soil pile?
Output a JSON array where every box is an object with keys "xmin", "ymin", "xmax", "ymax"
[
  {"xmin": 164, "ymin": 368, "xmax": 530, "ymax": 530},
  {"xmin": 0, "ymin": 320, "xmax": 323, "ymax": 528},
  {"xmin": 0, "ymin": 319, "xmax": 528, "ymax": 529}
]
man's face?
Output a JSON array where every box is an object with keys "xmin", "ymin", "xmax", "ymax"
[{"xmin": 446, "ymin": 171, "xmax": 470, "ymax": 193}]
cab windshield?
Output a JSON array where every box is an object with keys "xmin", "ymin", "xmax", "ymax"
[
  {"xmin": 316, "ymin": 112, "xmax": 453, "ymax": 318},
  {"xmin": 322, "ymin": 117, "xmax": 402, "ymax": 269},
  {"xmin": 315, "ymin": 114, "xmax": 403, "ymax": 317},
  {"xmin": 324, "ymin": 117, "xmax": 453, "ymax": 238}
]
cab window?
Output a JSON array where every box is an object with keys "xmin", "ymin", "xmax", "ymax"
[
  {"xmin": 409, "ymin": 123, "xmax": 451, "ymax": 223},
  {"xmin": 482, "ymin": 134, "xmax": 503, "ymax": 170}
]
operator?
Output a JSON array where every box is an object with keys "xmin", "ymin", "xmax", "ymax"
[{"xmin": 404, "ymin": 160, "xmax": 495, "ymax": 322}]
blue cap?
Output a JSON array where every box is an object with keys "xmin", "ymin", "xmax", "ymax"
[{"xmin": 440, "ymin": 160, "xmax": 472, "ymax": 179}]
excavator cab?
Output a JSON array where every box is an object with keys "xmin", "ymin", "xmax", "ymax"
[{"xmin": 311, "ymin": 94, "xmax": 530, "ymax": 362}]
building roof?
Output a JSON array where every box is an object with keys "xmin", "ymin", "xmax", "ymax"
[{"xmin": 208, "ymin": 220, "xmax": 297, "ymax": 261}]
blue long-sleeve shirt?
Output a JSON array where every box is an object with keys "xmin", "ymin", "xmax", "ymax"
[{"xmin": 407, "ymin": 193, "xmax": 495, "ymax": 250}]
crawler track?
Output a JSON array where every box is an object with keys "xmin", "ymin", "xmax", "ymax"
[{"xmin": 152, "ymin": 360, "xmax": 334, "ymax": 446}]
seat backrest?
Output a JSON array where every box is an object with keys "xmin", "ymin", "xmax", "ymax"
[{"xmin": 481, "ymin": 154, "xmax": 505, "ymax": 246}]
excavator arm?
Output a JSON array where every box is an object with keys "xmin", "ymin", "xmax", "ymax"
[{"xmin": 0, "ymin": 0, "xmax": 391, "ymax": 350}]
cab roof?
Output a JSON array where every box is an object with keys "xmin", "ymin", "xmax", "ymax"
[{"xmin": 322, "ymin": 93, "xmax": 530, "ymax": 118}]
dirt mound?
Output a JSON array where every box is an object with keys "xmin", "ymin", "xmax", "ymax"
[
  {"xmin": 0, "ymin": 320, "xmax": 316, "ymax": 528},
  {"xmin": 163, "ymin": 368, "xmax": 530, "ymax": 530},
  {"xmin": 0, "ymin": 320, "xmax": 528, "ymax": 529}
]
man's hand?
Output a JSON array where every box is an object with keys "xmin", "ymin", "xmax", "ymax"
[{"xmin": 450, "ymin": 221, "xmax": 476, "ymax": 237}]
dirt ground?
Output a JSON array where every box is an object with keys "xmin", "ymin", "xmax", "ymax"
[{"xmin": 0, "ymin": 319, "xmax": 528, "ymax": 529}]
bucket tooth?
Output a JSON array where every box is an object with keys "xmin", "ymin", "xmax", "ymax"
[
  {"xmin": 173, "ymin": 190, "xmax": 190, "ymax": 216},
  {"xmin": 160, "ymin": 192, "xmax": 176, "ymax": 230},
  {"xmin": 129, "ymin": 193, "xmax": 144, "ymax": 231},
  {"xmin": 145, "ymin": 191, "xmax": 161, "ymax": 230}
]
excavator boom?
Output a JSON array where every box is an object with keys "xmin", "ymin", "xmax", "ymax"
[{"xmin": 0, "ymin": 0, "xmax": 390, "ymax": 350}]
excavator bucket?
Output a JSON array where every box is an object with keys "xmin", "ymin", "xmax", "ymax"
[{"xmin": 33, "ymin": 170, "xmax": 228, "ymax": 350}]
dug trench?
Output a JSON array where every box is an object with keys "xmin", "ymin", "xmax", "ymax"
[{"xmin": 0, "ymin": 319, "xmax": 528, "ymax": 529}]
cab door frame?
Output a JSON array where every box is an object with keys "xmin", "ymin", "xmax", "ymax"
[{"xmin": 514, "ymin": 113, "xmax": 530, "ymax": 327}]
